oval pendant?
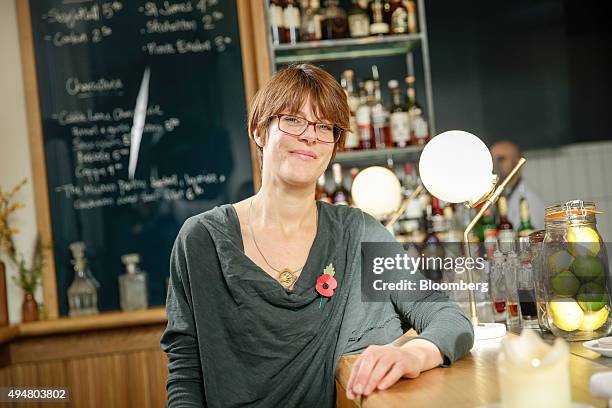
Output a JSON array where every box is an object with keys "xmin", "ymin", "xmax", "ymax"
[{"xmin": 278, "ymin": 269, "xmax": 297, "ymax": 288}]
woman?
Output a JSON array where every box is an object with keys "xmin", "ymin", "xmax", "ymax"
[{"xmin": 161, "ymin": 63, "xmax": 474, "ymax": 407}]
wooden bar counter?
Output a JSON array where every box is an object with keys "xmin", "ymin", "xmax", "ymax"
[
  {"xmin": 336, "ymin": 335, "xmax": 612, "ymax": 408},
  {"xmin": 0, "ymin": 308, "xmax": 169, "ymax": 407}
]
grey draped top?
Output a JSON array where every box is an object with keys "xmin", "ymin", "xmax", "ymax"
[{"xmin": 160, "ymin": 201, "xmax": 474, "ymax": 408}]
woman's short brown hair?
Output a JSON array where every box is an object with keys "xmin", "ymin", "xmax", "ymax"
[{"xmin": 247, "ymin": 63, "xmax": 350, "ymax": 164}]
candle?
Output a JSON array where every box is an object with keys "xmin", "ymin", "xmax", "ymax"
[{"xmin": 497, "ymin": 330, "xmax": 571, "ymax": 408}]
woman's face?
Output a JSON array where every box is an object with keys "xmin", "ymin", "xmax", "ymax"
[{"xmin": 256, "ymin": 97, "xmax": 335, "ymax": 188}]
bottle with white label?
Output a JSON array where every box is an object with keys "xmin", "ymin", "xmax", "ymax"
[
  {"xmin": 405, "ymin": 76, "xmax": 430, "ymax": 145},
  {"xmin": 388, "ymin": 79, "xmax": 410, "ymax": 147},
  {"xmin": 348, "ymin": 0, "xmax": 370, "ymax": 38},
  {"xmin": 356, "ymin": 81, "xmax": 373, "ymax": 150}
]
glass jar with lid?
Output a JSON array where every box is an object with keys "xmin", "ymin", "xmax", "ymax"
[{"xmin": 541, "ymin": 200, "xmax": 611, "ymax": 341}]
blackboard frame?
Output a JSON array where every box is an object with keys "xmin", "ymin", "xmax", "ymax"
[{"xmin": 15, "ymin": 0, "xmax": 265, "ymax": 319}]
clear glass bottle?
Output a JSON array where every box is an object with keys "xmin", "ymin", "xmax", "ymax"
[
  {"xmin": 504, "ymin": 251, "xmax": 523, "ymax": 332},
  {"xmin": 67, "ymin": 242, "xmax": 99, "ymax": 317},
  {"xmin": 541, "ymin": 200, "xmax": 611, "ymax": 340},
  {"xmin": 490, "ymin": 250, "xmax": 507, "ymax": 323},
  {"xmin": 283, "ymin": 0, "xmax": 301, "ymax": 44},
  {"xmin": 356, "ymin": 81, "xmax": 374, "ymax": 150},
  {"xmin": 269, "ymin": 0, "xmax": 285, "ymax": 45},
  {"xmin": 119, "ymin": 253, "xmax": 148, "ymax": 312}
]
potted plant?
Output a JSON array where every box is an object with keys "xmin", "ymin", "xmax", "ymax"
[
  {"xmin": 12, "ymin": 235, "xmax": 44, "ymax": 322},
  {"xmin": 0, "ymin": 178, "xmax": 27, "ymax": 325}
]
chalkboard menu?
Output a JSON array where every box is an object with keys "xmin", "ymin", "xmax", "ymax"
[{"xmin": 28, "ymin": 0, "xmax": 254, "ymax": 315}]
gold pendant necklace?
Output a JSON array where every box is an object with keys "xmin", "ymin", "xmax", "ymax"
[{"xmin": 248, "ymin": 197, "xmax": 317, "ymax": 289}]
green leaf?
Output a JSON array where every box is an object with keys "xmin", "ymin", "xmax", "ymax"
[{"xmin": 323, "ymin": 263, "xmax": 335, "ymax": 277}]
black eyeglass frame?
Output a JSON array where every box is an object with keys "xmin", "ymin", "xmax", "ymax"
[{"xmin": 270, "ymin": 114, "xmax": 345, "ymax": 144}]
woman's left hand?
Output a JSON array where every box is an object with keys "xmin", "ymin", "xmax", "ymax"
[{"xmin": 345, "ymin": 344, "xmax": 425, "ymax": 400}]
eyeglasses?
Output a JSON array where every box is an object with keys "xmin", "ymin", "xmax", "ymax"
[{"xmin": 271, "ymin": 114, "xmax": 344, "ymax": 144}]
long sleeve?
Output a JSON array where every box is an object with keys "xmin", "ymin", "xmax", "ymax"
[
  {"xmin": 362, "ymin": 213, "xmax": 474, "ymax": 366},
  {"xmin": 160, "ymin": 220, "xmax": 206, "ymax": 407}
]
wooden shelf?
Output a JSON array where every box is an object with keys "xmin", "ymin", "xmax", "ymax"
[
  {"xmin": 273, "ymin": 33, "xmax": 422, "ymax": 63},
  {"xmin": 0, "ymin": 307, "xmax": 167, "ymax": 344}
]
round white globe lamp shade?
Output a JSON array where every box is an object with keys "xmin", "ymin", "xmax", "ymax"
[
  {"xmin": 419, "ymin": 130, "xmax": 493, "ymax": 203},
  {"xmin": 351, "ymin": 166, "xmax": 403, "ymax": 218}
]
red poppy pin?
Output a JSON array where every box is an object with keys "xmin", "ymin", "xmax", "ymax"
[{"xmin": 316, "ymin": 263, "xmax": 337, "ymax": 308}]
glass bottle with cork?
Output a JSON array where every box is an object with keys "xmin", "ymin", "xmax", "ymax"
[
  {"xmin": 405, "ymin": 76, "xmax": 430, "ymax": 145},
  {"xmin": 119, "ymin": 253, "xmax": 148, "ymax": 312},
  {"xmin": 67, "ymin": 242, "xmax": 99, "ymax": 317}
]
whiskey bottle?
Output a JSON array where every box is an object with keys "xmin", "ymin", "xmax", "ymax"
[
  {"xmin": 403, "ymin": 0, "xmax": 418, "ymax": 33},
  {"xmin": 119, "ymin": 253, "xmax": 148, "ymax": 312},
  {"xmin": 497, "ymin": 196, "xmax": 516, "ymax": 253},
  {"xmin": 340, "ymin": 70, "xmax": 360, "ymax": 151},
  {"xmin": 283, "ymin": 0, "xmax": 301, "ymax": 44},
  {"xmin": 67, "ymin": 242, "xmax": 99, "ymax": 317},
  {"xmin": 322, "ymin": 0, "xmax": 348, "ymax": 39},
  {"xmin": 518, "ymin": 197, "xmax": 535, "ymax": 237},
  {"xmin": 300, "ymin": 0, "xmax": 323, "ymax": 41},
  {"xmin": 388, "ymin": 79, "xmax": 410, "ymax": 147},
  {"xmin": 356, "ymin": 81, "xmax": 374, "ymax": 150},
  {"xmin": 269, "ymin": 0, "xmax": 285, "ymax": 45},
  {"xmin": 405, "ymin": 76, "xmax": 430, "ymax": 145},
  {"xmin": 368, "ymin": 0, "xmax": 389, "ymax": 35},
  {"xmin": 371, "ymin": 65, "xmax": 392, "ymax": 148},
  {"xmin": 332, "ymin": 163, "xmax": 349, "ymax": 205},
  {"xmin": 348, "ymin": 0, "xmax": 370, "ymax": 38},
  {"xmin": 389, "ymin": 0, "xmax": 409, "ymax": 34}
]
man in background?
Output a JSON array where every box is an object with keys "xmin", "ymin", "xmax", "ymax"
[{"xmin": 490, "ymin": 140, "xmax": 546, "ymax": 229}]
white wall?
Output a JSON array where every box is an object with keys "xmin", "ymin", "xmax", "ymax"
[
  {"xmin": 0, "ymin": 0, "xmax": 40, "ymax": 324},
  {"xmin": 523, "ymin": 141, "xmax": 612, "ymax": 241}
]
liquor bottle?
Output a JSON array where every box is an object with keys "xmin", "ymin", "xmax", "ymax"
[
  {"xmin": 518, "ymin": 197, "xmax": 535, "ymax": 237},
  {"xmin": 331, "ymin": 163, "xmax": 349, "ymax": 205},
  {"xmin": 119, "ymin": 253, "xmax": 148, "ymax": 312},
  {"xmin": 368, "ymin": 0, "xmax": 389, "ymax": 35},
  {"xmin": 405, "ymin": 76, "xmax": 430, "ymax": 145},
  {"xmin": 269, "ymin": 0, "xmax": 285, "ymax": 45},
  {"xmin": 300, "ymin": 0, "xmax": 323, "ymax": 41},
  {"xmin": 316, "ymin": 173, "xmax": 333, "ymax": 203},
  {"xmin": 517, "ymin": 236, "xmax": 538, "ymax": 327},
  {"xmin": 322, "ymin": 0, "xmax": 348, "ymax": 40},
  {"xmin": 480, "ymin": 207, "xmax": 498, "ymax": 252},
  {"xmin": 67, "ymin": 242, "xmax": 99, "ymax": 317},
  {"xmin": 341, "ymin": 70, "xmax": 360, "ymax": 151},
  {"xmin": 356, "ymin": 81, "xmax": 374, "ymax": 150},
  {"xmin": 348, "ymin": 0, "xmax": 370, "ymax": 38},
  {"xmin": 389, "ymin": 0, "xmax": 409, "ymax": 34},
  {"xmin": 497, "ymin": 196, "xmax": 516, "ymax": 254},
  {"xmin": 388, "ymin": 79, "xmax": 410, "ymax": 147},
  {"xmin": 371, "ymin": 65, "xmax": 392, "ymax": 148},
  {"xmin": 402, "ymin": 0, "xmax": 418, "ymax": 33},
  {"xmin": 283, "ymin": 0, "xmax": 301, "ymax": 44}
]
